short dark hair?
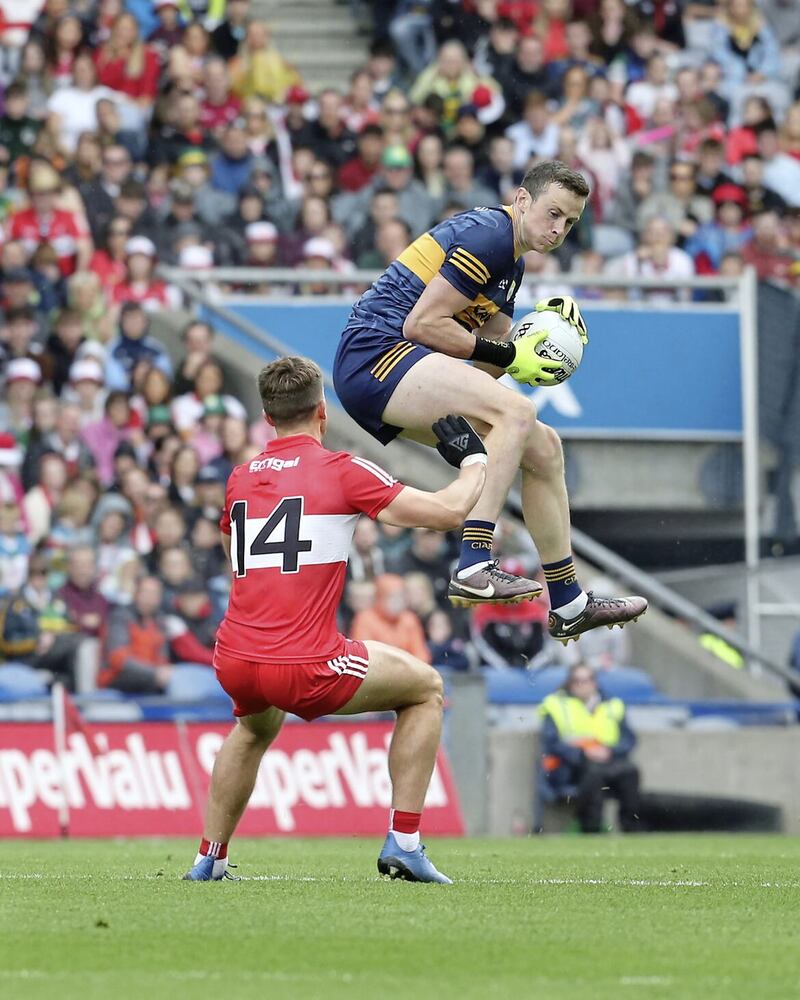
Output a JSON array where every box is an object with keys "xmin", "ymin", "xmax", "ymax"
[
  {"xmin": 521, "ymin": 160, "xmax": 589, "ymax": 202},
  {"xmin": 258, "ymin": 356, "xmax": 324, "ymax": 424}
]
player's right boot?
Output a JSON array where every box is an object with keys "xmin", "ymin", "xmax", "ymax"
[
  {"xmin": 377, "ymin": 833, "xmax": 453, "ymax": 884},
  {"xmin": 448, "ymin": 560, "xmax": 543, "ymax": 608},
  {"xmin": 182, "ymin": 855, "xmax": 239, "ymax": 881}
]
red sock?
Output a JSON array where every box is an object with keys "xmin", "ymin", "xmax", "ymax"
[
  {"xmin": 199, "ymin": 838, "xmax": 228, "ymax": 860},
  {"xmin": 390, "ymin": 809, "xmax": 421, "ymax": 835}
]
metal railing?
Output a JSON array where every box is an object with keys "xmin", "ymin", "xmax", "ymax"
[{"xmin": 160, "ymin": 267, "xmax": 792, "ymax": 684}]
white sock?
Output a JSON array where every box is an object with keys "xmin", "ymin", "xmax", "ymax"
[
  {"xmin": 456, "ymin": 561, "xmax": 491, "ymax": 581},
  {"xmin": 391, "ymin": 830, "xmax": 420, "ymax": 852},
  {"xmin": 551, "ymin": 591, "xmax": 588, "ymax": 618},
  {"xmin": 194, "ymin": 852, "xmax": 228, "ymax": 877}
]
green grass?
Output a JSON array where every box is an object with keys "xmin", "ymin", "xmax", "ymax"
[{"xmin": 1, "ymin": 836, "xmax": 799, "ymax": 1000}]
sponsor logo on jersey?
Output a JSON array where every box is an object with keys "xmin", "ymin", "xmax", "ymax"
[{"xmin": 249, "ymin": 456, "xmax": 301, "ymax": 473}]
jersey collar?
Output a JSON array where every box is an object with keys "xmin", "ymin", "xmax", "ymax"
[
  {"xmin": 503, "ymin": 204, "xmax": 524, "ymax": 261},
  {"xmin": 267, "ymin": 433, "xmax": 323, "ymax": 449}
]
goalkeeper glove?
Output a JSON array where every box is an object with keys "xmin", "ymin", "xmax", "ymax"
[
  {"xmin": 505, "ymin": 330, "xmax": 563, "ymax": 387},
  {"xmin": 432, "ymin": 415, "xmax": 487, "ymax": 468},
  {"xmin": 535, "ymin": 295, "xmax": 588, "ymax": 345}
]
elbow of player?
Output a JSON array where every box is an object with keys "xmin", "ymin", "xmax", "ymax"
[
  {"xmin": 402, "ymin": 315, "xmax": 420, "ymax": 342},
  {"xmin": 435, "ymin": 502, "xmax": 465, "ymax": 532}
]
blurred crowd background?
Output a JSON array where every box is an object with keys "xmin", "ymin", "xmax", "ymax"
[{"xmin": 0, "ymin": 0, "xmax": 798, "ymax": 696}]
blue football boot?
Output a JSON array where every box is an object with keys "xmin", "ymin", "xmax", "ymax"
[
  {"xmin": 182, "ymin": 855, "xmax": 239, "ymax": 881},
  {"xmin": 377, "ymin": 833, "xmax": 453, "ymax": 884}
]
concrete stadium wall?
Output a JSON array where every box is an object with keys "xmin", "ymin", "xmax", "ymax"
[{"xmin": 488, "ymin": 727, "xmax": 800, "ymax": 835}]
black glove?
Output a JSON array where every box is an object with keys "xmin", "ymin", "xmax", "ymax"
[{"xmin": 431, "ymin": 414, "xmax": 487, "ymax": 469}]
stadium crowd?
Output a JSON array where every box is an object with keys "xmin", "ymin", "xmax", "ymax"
[{"xmin": 0, "ymin": 0, "xmax": 798, "ymax": 695}]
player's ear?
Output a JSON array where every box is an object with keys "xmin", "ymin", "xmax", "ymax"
[
  {"xmin": 317, "ymin": 398, "xmax": 327, "ymax": 422},
  {"xmin": 265, "ymin": 411, "xmax": 276, "ymax": 427}
]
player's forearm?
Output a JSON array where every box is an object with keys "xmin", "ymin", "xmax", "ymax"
[
  {"xmin": 402, "ymin": 311, "xmax": 477, "ymax": 359},
  {"xmin": 428, "ymin": 464, "xmax": 486, "ymax": 529}
]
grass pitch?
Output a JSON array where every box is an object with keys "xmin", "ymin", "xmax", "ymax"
[{"xmin": 1, "ymin": 835, "xmax": 798, "ymax": 1000}]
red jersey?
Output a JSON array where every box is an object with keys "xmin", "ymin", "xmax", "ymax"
[
  {"xmin": 7, "ymin": 207, "xmax": 88, "ymax": 276},
  {"xmin": 215, "ymin": 434, "xmax": 404, "ymax": 662}
]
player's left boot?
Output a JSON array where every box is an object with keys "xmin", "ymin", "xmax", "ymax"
[
  {"xmin": 182, "ymin": 855, "xmax": 239, "ymax": 881},
  {"xmin": 377, "ymin": 833, "xmax": 452, "ymax": 884},
  {"xmin": 548, "ymin": 592, "xmax": 648, "ymax": 645}
]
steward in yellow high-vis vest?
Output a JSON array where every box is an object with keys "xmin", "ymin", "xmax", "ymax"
[{"xmin": 539, "ymin": 664, "xmax": 641, "ymax": 833}]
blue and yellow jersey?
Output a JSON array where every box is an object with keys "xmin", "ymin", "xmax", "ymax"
[{"xmin": 350, "ymin": 205, "xmax": 524, "ymax": 335}]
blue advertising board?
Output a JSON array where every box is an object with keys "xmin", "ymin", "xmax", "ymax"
[{"xmin": 212, "ymin": 301, "xmax": 742, "ymax": 440}]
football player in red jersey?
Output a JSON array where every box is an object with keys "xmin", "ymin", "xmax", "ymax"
[{"xmin": 185, "ymin": 356, "xmax": 488, "ymax": 884}]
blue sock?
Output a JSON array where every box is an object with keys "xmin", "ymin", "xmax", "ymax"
[
  {"xmin": 543, "ymin": 556, "xmax": 582, "ymax": 609},
  {"xmin": 457, "ymin": 520, "xmax": 495, "ymax": 574}
]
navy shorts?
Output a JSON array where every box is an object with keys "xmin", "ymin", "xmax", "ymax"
[{"xmin": 333, "ymin": 320, "xmax": 432, "ymax": 444}]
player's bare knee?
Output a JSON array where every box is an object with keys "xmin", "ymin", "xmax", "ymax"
[
  {"xmin": 521, "ymin": 423, "xmax": 564, "ymax": 477},
  {"xmin": 426, "ymin": 667, "xmax": 444, "ymax": 709},
  {"xmin": 500, "ymin": 394, "xmax": 537, "ymax": 442}
]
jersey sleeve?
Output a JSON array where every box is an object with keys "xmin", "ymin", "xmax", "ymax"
[
  {"xmin": 339, "ymin": 455, "xmax": 405, "ymax": 518},
  {"xmin": 439, "ymin": 220, "xmax": 511, "ymax": 300}
]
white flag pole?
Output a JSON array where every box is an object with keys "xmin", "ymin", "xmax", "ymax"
[{"xmin": 51, "ymin": 681, "xmax": 70, "ymax": 838}]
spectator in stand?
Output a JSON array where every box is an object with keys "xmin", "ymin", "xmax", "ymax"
[
  {"xmin": 59, "ymin": 544, "xmax": 109, "ymax": 641},
  {"xmin": 93, "ymin": 11, "xmax": 160, "ymax": 109},
  {"xmin": 172, "ymin": 320, "xmax": 230, "ymax": 397},
  {"xmin": 167, "ymin": 446, "xmax": 200, "ymax": 510},
  {"xmin": 606, "ymin": 216, "xmax": 695, "ymax": 301},
  {"xmin": 625, "ymin": 52, "xmax": 679, "ymax": 123},
  {"xmin": 7, "ymin": 162, "xmax": 93, "ymax": 276},
  {"xmin": 0, "ymin": 81, "xmax": 42, "ymax": 161},
  {"xmin": 351, "ymin": 572, "xmax": 431, "ymax": 663},
  {"xmin": 685, "ymin": 184, "xmax": 752, "ymax": 273},
  {"xmin": 46, "ymin": 50, "xmax": 119, "ymax": 155},
  {"xmin": 338, "ymin": 124, "xmax": 384, "ymax": 193},
  {"xmin": 409, "ymin": 39, "xmax": 500, "ymax": 136},
  {"xmin": 590, "ymin": 0, "xmax": 638, "ymax": 64},
  {"xmin": 388, "ymin": 526, "xmax": 454, "ymax": 609},
  {"xmin": 378, "ymin": 89, "xmax": 414, "ymax": 149},
  {"xmin": 65, "ymin": 358, "xmax": 107, "ymax": 427},
  {"xmin": 148, "ymin": 0, "xmax": 184, "ymax": 64},
  {"xmin": 389, "ymin": 0, "xmax": 436, "ymax": 79},
  {"xmin": 358, "ymin": 217, "xmax": 412, "ymax": 269},
  {"xmin": 540, "ymin": 663, "xmax": 641, "ymax": 833},
  {"xmin": 637, "ymin": 159, "xmax": 713, "ymax": 242},
  {"xmin": 211, "ymin": 0, "xmax": 249, "ymax": 60},
  {"xmin": 0, "ymin": 490, "xmax": 30, "ymax": 597},
  {"xmin": 105, "ymin": 302, "xmax": 173, "ymax": 392},
  {"xmin": 426, "ymin": 608, "xmax": 471, "ymax": 671},
  {"xmin": 506, "ymin": 93, "xmax": 560, "ymax": 171},
  {"xmin": 81, "ymin": 391, "xmax": 138, "ymax": 487},
  {"xmin": 23, "ymin": 450, "xmax": 67, "ymax": 546},
  {"xmin": 45, "ymin": 308, "xmax": 86, "ymax": 396},
  {"xmin": 756, "ymin": 121, "xmax": 800, "ymax": 207},
  {"xmin": 199, "ymin": 56, "xmax": 241, "ymax": 140},
  {"xmin": 150, "ymin": 91, "xmax": 214, "ymax": 167},
  {"xmin": 25, "ymin": 401, "xmax": 95, "ymax": 487},
  {"xmin": 172, "ymin": 358, "xmax": 246, "ymax": 436},
  {"xmin": 163, "ymin": 576, "xmax": 219, "ymax": 667},
  {"xmin": 576, "ymin": 117, "xmax": 630, "ymax": 211},
  {"xmin": 740, "ymin": 208, "xmax": 796, "ymax": 284},
  {"xmin": 436, "ymin": 145, "xmax": 495, "ymax": 214},
  {"xmin": 706, "ymin": 0, "xmax": 783, "ymax": 104},
  {"xmin": 229, "ymin": 20, "xmax": 301, "ymax": 104},
  {"xmin": 473, "ymin": 17, "xmax": 518, "ymax": 85},
  {"xmin": 78, "ymin": 143, "xmax": 133, "ymax": 245},
  {"xmin": 112, "ymin": 236, "xmax": 180, "ymax": 313},
  {"xmin": 498, "ymin": 33, "xmax": 551, "ymax": 120},
  {"xmin": 341, "ymin": 69, "xmax": 379, "ymax": 134},
  {"xmin": 691, "ymin": 138, "xmax": 730, "ymax": 202},
  {"xmin": 305, "ymin": 88, "xmax": 356, "ymax": 169},
  {"xmin": 102, "ymin": 573, "xmax": 171, "ymax": 692},
  {"xmin": 348, "ymin": 516, "xmax": 387, "ymax": 582},
  {"xmin": 89, "ymin": 216, "xmax": 132, "ymax": 295}
]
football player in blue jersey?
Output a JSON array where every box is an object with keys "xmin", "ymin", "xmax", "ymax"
[{"xmin": 333, "ymin": 160, "xmax": 647, "ymax": 642}]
